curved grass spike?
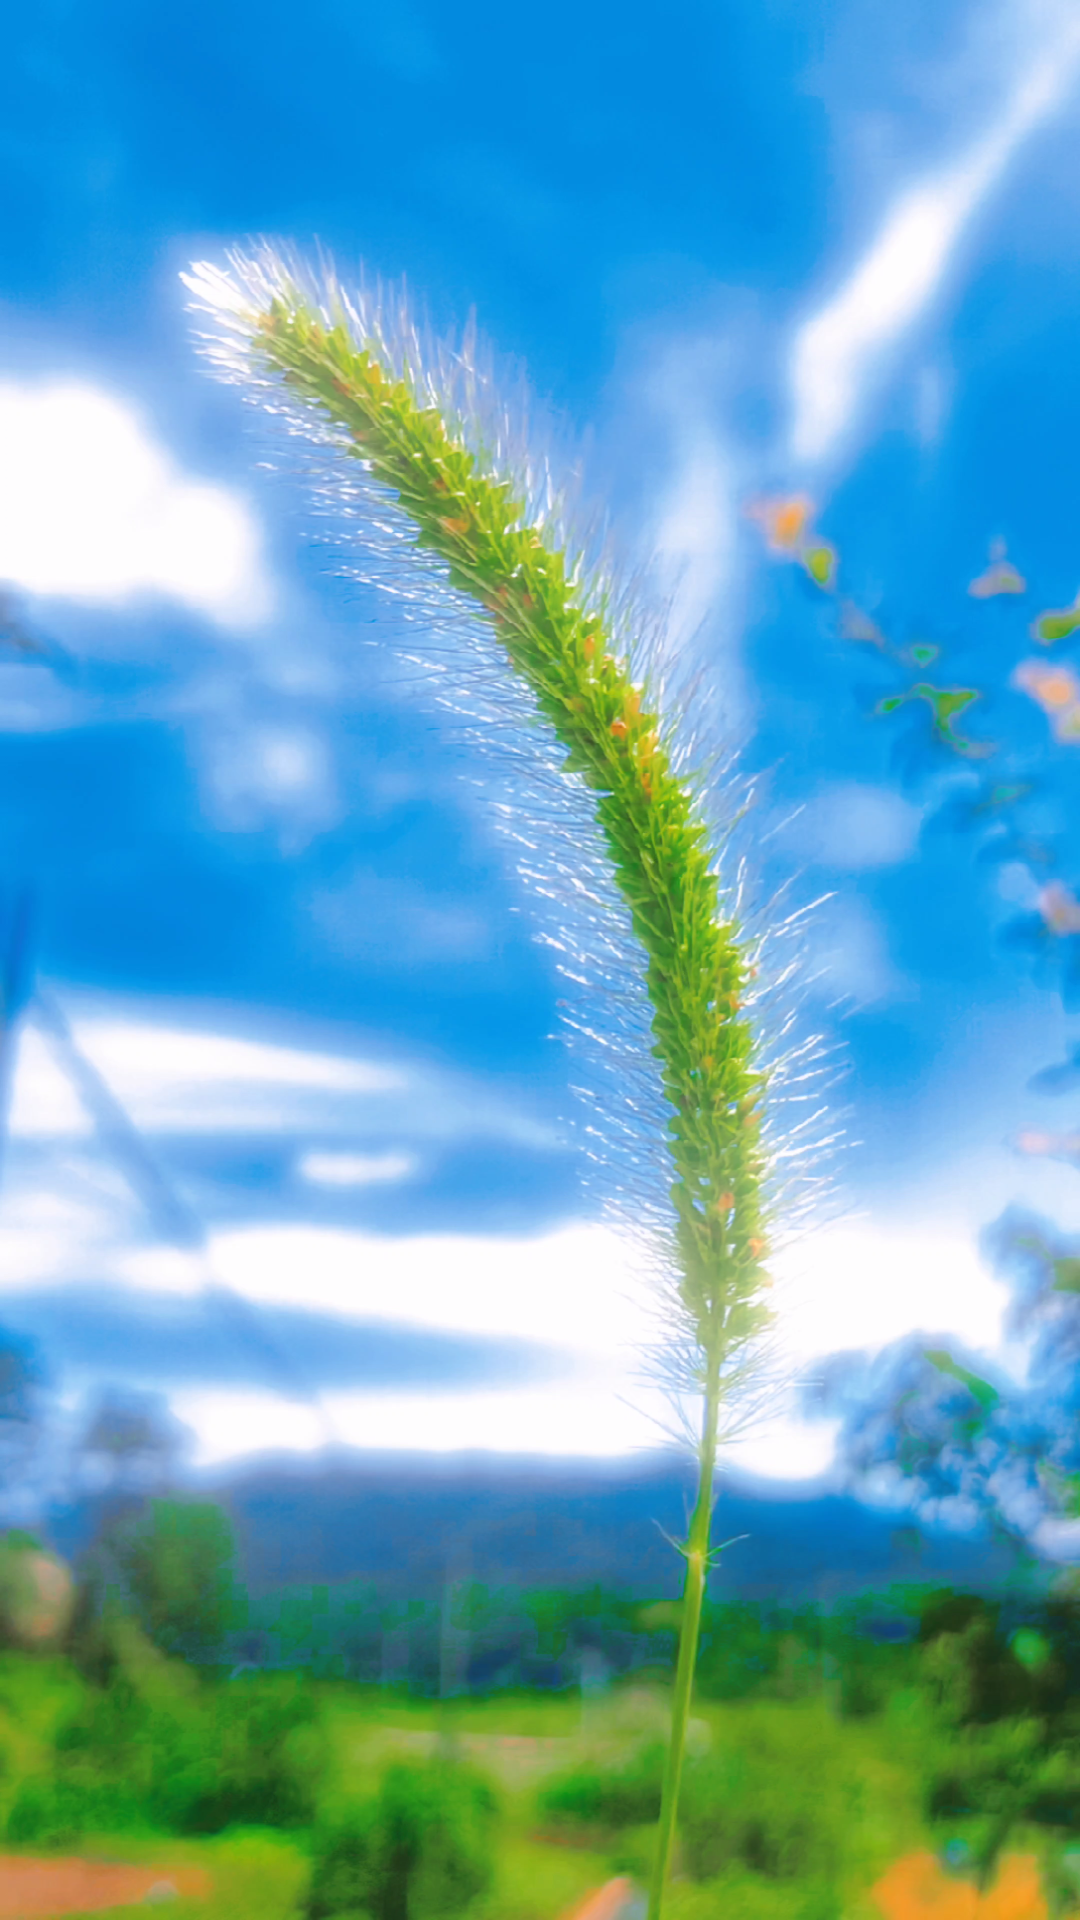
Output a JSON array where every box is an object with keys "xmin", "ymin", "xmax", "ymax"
[{"xmin": 186, "ymin": 255, "xmax": 777, "ymax": 1918}]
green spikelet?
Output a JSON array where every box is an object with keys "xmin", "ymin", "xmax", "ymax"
[
  {"xmin": 185, "ymin": 253, "xmax": 790, "ymax": 1918},
  {"xmin": 249, "ymin": 294, "xmax": 772, "ymax": 1352}
]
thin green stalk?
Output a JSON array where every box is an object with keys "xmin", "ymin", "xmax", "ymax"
[
  {"xmin": 649, "ymin": 1361, "xmax": 720, "ymax": 1917},
  {"xmin": 186, "ymin": 254, "xmax": 787, "ymax": 1919}
]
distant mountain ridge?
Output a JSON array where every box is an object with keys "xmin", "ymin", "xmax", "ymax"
[{"xmin": 169, "ymin": 1448, "xmax": 1024, "ymax": 1602}]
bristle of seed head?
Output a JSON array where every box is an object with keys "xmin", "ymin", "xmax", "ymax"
[{"xmin": 184, "ymin": 243, "xmax": 844, "ymax": 1415}]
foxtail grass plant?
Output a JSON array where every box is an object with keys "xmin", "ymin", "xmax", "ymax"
[{"xmin": 184, "ymin": 248, "xmax": 832, "ymax": 1920}]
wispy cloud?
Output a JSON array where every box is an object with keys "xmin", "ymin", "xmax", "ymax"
[
  {"xmin": 0, "ymin": 1282, "xmax": 566, "ymax": 1394},
  {"xmin": 144, "ymin": 1213, "xmax": 1017, "ymax": 1476},
  {"xmin": 790, "ymin": 8, "xmax": 1080, "ymax": 465},
  {"xmin": 202, "ymin": 725, "xmax": 342, "ymax": 844},
  {"xmin": 169, "ymin": 1380, "xmax": 841, "ymax": 1480},
  {"xmin": 0, "ymin": 1099, "xmax": 1027, "ymax": 1483},
  {"xmin": 606, "ymin": 318, "xmax": 751, "ymax": 720},
  {"xmin": 170, "ymin": 1379, "xmax": 670, "ymax": 1465},
  {"xmin": 788, "ymin": 783, "xmax": 924, "ymax": 871},
  {"xmin": 773, "ymin": 1219, "xmax": 1012, "ymax": 1366},
  {"xmin": 201, "ymin": 1219, "xmax": 653, "ymax": 1360},
  {"xmin": 6, "ymin": 999, "xmax": 554, "ymax": 1151},
  {"xmin": 652, "ymin": 429, "xmax": 739, "ymax": 660},
  {"xmin": 0, "ymin": 379, "xmax": 271, "ymax": 627},
  {"xmin": 0, "ymin": 993, "xmax": 567, "ymax": 1314},
  {"xmin": 804, "ymin": 896, "xmax": 913, "ymax": 1009},
  {"xmin": 298, "ymin": 1150, "xmax": 418, "ymax": 1188},
  {"xmin": 7, "ymin": 1013, "xmax": 404, "ymax": 1141}
]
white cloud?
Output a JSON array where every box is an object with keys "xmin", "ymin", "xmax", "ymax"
[
  {"xmin": 7, "ymin": 1016, "xmax": 403, "ymax": 1141},
  {"xmin": 0, "ymin": 1154, "xmax": 1024, "ymax": 1481},
  {"xmin": 790, "ymin": 13, "xmax": 1080, "ymax": 464},
  {"xmin": 0, "ymin": 1184, "xmax": 122, "ymax": 1285},
  {"xmin": 614, "ymin": 320, "xmax": 750, "ymax": 723},
  {"xmin": 0, "ymin": 992, "xmax": 1031, "ymax": 1484},
  {"xmin": 205, "ymin": 726, "xmax": 340, "ymax": 839},
  {"xmin": 913, "ymin": 361, "xmax": 951, "ymax": 449},
  {"xmin": 5, "ymin": 998, "xmax": 560, "ymax": 1156},
  {"xmin": 1031, "ymin": 1515, "xmax": 1080, "ymax": 1563},
  {"xmin": 172, "ymin": 1380, "xmax": 670, "ymax": 1465},
  {"xmin": 177, "ymin": 1380, "xmax": 838, "ymax": 1477},
  {"xmin": 653, "ymin": 432, "xmax": 738, "ymax": 656},
  {"xmin": 136, "ymin": 1212, "xmax": 1016, "ymax": 1480},
  {"xmin": 298, "ymin": 1150, "xmax": 418, "ymax": 1188},
  {"xmin": 792, "ymin": 783, "xmax": 923, "ymax": 870},
  {"xmin": 772, "ymin": 1220, "xmax": 1012, "ymax": 1367},
  {"xmin": 0, "ymin": 379, "xmax": 271, "ymax": 627},
  {"xmin": 162, "ymin": 1221, "xmax": 1010, "ymax": 1478},
  {"xmin": 202, "ymin": 1220, "xmax": 653, "ymax": 1361},
  {"xmin": 174, "ymin": 1381, "xmax": 839, "ymax": 1479},
  {"xmin": 724, "ymin": 1413, "xmax": 841, "ymax": 1484},
  {"xmin": 721, "ymin": 1219, "xmax": 1015, "ymax": 1482},
  {"xmin": 6, "ymin": 1033, "xmax": 94, "ymax": 1140},
  {"xmin": 806, "ymin": 896, "xmax": 911, "ymax": 1008}
]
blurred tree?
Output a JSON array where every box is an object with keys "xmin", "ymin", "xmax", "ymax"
[
  {"xmin": 306, "ymin": 1758, "xmax": 498, "ymax": 1920},
  {"xmin": 109, "ymin": 1497, "xmax": 242, "ymax": 1661},
  {"xmin": 73, "ymin": 1387, "xmax": 190, "ymax": 1500},
  {"xmin": 0, "ymin": 1327, "xmax": 55, "ymax": 1524},
  {"xmin": 0, "ymin": 1327, "xmax": 44, "ymax": 1451},
  {"xmin": 752, "ymin": 509, "xmax": 1080, "ymax": 1587}
]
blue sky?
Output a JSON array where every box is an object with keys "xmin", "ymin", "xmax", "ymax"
[{"xmin": 3, "ymin": 0, "xmax": 1080, "ymax": 1487}]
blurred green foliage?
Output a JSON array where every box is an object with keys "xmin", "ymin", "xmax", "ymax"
[
  {"xmin": 307, "ymin": 1758, "xmax": 499, "ymax": 1920},
  {"xmin": 112, "ymin": 1498, "xmax": 243, "ymax": 1658},
  {"xmin": 679, "ymin": 1703, "xmax": 856, "ymax": 1892},
  {"xmin": 4, "ymin": 1562, "xmax": 1080, "ymax": 1917},
  {"xmin": 4, "ymin": 1653, "xmax": 326, "ymax": 1846},
  {"xmin": 539, "ymin": 1741, "xmax": 667, "ymax": 1831}
]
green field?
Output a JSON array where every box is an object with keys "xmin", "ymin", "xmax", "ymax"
[
  {"xmin": 2, "ymin": 1525, "xmax": 1079, "ymax": 1920},
  {"xmin": 0, "ymin": 1656, "xmax": 1070, "ymax": 1920}
]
